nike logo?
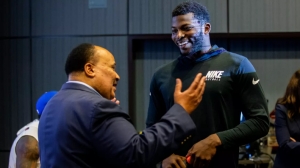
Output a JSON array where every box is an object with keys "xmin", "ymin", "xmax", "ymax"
[{"xmin": 252, "ymin": 78, "xmax": 260, "ymax": 85}]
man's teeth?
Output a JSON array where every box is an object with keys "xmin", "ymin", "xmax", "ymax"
[{"xmin": 178, "ymin": 41, "xmax": 188, "ymax": 46}]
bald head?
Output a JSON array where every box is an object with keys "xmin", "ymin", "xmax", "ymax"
[{"xmin": 93, "ymin": 46, "xmax": 115, "ymax": 67}]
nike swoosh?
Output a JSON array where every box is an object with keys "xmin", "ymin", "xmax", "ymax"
[{"xmin": 252, "ymin": 78, "xmax": 260, "ymax": 85}]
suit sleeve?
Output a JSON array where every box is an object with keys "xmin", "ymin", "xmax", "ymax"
[
  {"xmin": 92, "ymin": 101, "xmax": 196, "ymax": 168},
  {"xmin": 216, "ymin": 58, "xmax": 270, "ymax": 149},
  {"xmin": 146, "ymin": 72, "xmax": 166, "ymax": 128},
  {"xmin": 275, "ymin": 104, "xmax": 300, "ymax": 154}
]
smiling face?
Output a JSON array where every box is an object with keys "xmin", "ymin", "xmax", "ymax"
[
  {"xmin": 172, "ymin": 13, "xmax": 210, "ymax": 57},
  {"xmin": 91, "ymin": 47, "xmax": 120, "ymax": 99}
]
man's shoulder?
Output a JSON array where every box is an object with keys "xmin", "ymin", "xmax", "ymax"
[
  {"xmin": 219, "ymin": 51, "xmax": 253, "ymax": 69},
  {"xmin": 220, "ymin": 51, "xmax": 247, "ymax": 61},
  {"xmin": 77, "ymin": 91, "xmax": 126, "ymax": 116},
  {"xmin": 91, "ymin": 98, "xmax": 130, "ymax": 122},
  {"xmin": 54, "ymin": 89, "xmax": 118, "ymax": 117},
  {"xmin": 60, "ymin": 86, "xmax": 106, "ymax": 104}
]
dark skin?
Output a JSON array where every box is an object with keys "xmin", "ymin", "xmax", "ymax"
[
  {"xmin": 15, "ymin": 135, "xmax": 39, "ymax": 168},
  {"xmin": 171, "ymin": 13, "xmax": 211, "ymax": 59},
  {"xmin": 162, "ymin": 13, "xmax": 221, "ymax": 168}
]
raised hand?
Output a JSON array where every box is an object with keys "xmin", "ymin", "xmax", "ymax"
[{"xmin": 174, "ymin": 73, "xmax": 206, "ymax": 114}]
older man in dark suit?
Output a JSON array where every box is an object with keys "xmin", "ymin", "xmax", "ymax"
[{"xmin": 38, "ymin": 43, "xmax": 206, "ymax": 168}]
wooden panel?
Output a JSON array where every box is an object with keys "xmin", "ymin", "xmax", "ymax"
[
  {"xmin": 129, "ymin": 0, "xmax": 227, "ymax": 34},
  {"xmin": 0, "ymin": 39, "xmax": 31, "ymax": 150},
  {"xmin": 31, "ymin": 0, "xmax": 127, "ymax": 35},
  {"xmin": 32, "ymin": 36, "xmax": 128, "ymax": 112},
  {"xmin": 229, "ymin": 0, "xmax": 300, "ymax": 32},
  {"xmin": 0, "ymin": 0, "xmax": 30, "ymax": 36}
]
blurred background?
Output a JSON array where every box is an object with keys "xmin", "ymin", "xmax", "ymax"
[{"xmin": 1, "ymin": 0, "xmax": 300, "ymax": 166}]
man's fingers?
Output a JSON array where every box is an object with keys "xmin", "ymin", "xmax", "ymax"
[
  {"xmin": 177, "ymin": 157, "xmax": 187, "ymax": 168},
  {"xmin": 162, "ymin": 154, "xmax": 185, "ymax": 168},
  {"xmin": 197, "ymin": 77, "xmax": 206, "ymax": 97},
  {"xmin": 175, "ymin": 78, "xmax": 182, "ymax": 93},
  {"xmin": 191, "ymin": 75, "xmax": 206, "ymax": 102},
  {"xmin": 188, "ymin": 73, "xmax": 202, "ymax": 90},
  {"xmin": 176, "ymin": 73, "xmax": 204, "ymax": 94},
  {"xmin": 190, "ymin": 74, "xmax": 206, "ymax": 98},
  {"xmin": 290, "ymin": 137, "xmax": 296, "ymax": 142}
]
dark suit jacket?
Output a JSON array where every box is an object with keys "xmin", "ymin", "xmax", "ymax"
[
  {"xmin": 274, "ymin": 104, "xmax": 300, "ymax": 168},
  {"xmin": 38, "ymin": 82, "xmax": 196, "ymax": 168}
]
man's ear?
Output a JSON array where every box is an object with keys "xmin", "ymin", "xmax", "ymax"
[
  {"xmin": 204, "ymin": 23, "xmax": 211, "ymax": 34},
  {"xmin": 84, "ymin": 63, "xmax": 95, "ymax": 77}
]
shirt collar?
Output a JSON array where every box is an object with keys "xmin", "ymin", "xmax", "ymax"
[
  {"xmin": 66, "ymin": 81, "xmax": 101, "ymax": 96},
  {"xmin": 195, "ymin": 45, "xmax": 226, "ymax": 62}
]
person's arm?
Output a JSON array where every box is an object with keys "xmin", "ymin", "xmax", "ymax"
[
  {"xmin": 215, "ymin": 58, "xmax": 269, "ymax": 149},
  {"xmin": 92, "ymin": 73, "xmax": 205, "ymax": 168},
  {"xmin": 15, "ymin": 135, "xmax": 39, "ymax": 168},
  {"xmin": 93, "ymin": 104, "xmax": 195, "ymax": 168},
  {"xmin": 186, "ymin": 58, "xmax": 269, "ymax": 167},
  {"xmin": 275, "ymin": 104, "xmax": 300, "ymax": 154},
  {"xmin": 147, "ymin": 71, "xmax": 198, "ymax": 168}
]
